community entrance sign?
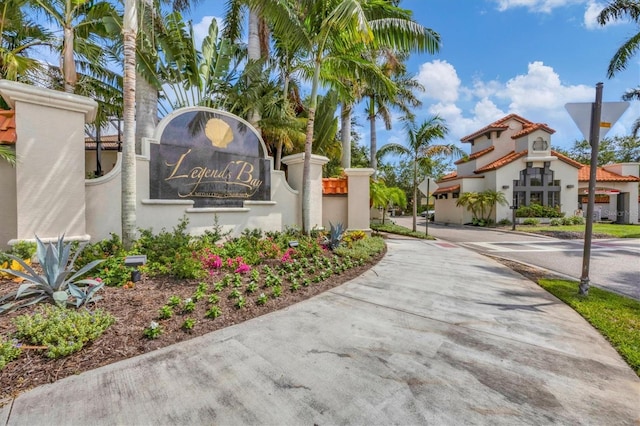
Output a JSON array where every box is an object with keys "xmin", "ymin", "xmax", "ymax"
[{"xmin": 150, "ymin": 108, "xmax": 271, "ymax": 207}]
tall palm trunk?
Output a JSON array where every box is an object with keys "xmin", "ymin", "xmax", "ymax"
[
  {"xmin": 62, "ymin": 26, "xmax": 76, "ymax": 93},
  {"xmin": 302, "ymin": 61, "xmax": 321, "ymax": 234},
  {"xmin": 122, "ymin": 0, "xmax": 137, "ymax": 249},
  {"xmin": 341, "ymin": 102, "xmax": 352, "ymax": 169},
  {"xmin": 368, "ymin": 94, "xmax": 377, "ymax": 172},
  {"xmin": 247, "ymin": 9, "xmax": 261, "ymax": 128},
  {"xmin": 135, "ymin": 0, "xmax": 158, "ymax": 155}
]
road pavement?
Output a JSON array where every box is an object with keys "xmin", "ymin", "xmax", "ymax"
[{"xmin": 393, "ymin": 216, "xmax": 640, "ymax": 300}]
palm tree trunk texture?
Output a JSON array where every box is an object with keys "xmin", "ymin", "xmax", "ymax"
[
  {"xmin": 62, "ymin": 26, "xmax": 77, "ymax": 93},
  {"xmin": 302, "ymin": 62, "xmax": 321, "ymax": 234},
  {"xmin": 122, "ymin": 0, "xmax": 137, "ymax": 249},
  {"xmin": 369, "ymin": 95, "xmax": 377, "ymax": 172},
  {"xmin": 247, "ymin": 9, "xmax": 261, "ymax": 128},
  {"xmin": 134, "ymin": 0, "xmax": 158, "ymax": 155},
  {"xmin": 341, "ymin": 103, "xmax": 352, "ymax": 169},
  {"xmin": 135, "ymin": 77, "xmax": 157, "ymax": 154}
]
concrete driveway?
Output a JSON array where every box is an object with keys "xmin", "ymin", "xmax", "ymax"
[{"xmin": 2, "ymin": 236, "xmax": 638, "ymax": 425}]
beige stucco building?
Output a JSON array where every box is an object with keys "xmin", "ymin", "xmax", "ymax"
[{"xmin": 434, "ymin": 114, "xmax": 640, "ymax": 225}]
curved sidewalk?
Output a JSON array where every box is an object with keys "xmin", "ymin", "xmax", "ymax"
[{"xmin": 2, "ymin": 236, "xmax": 639, "ymax": 425}]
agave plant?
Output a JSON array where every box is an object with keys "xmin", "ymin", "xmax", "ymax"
[
  {"xmin": 0, "ymin": 236, "xmax": 105, "ymax": 314},
  {"xmin": 326, "ymin": 222, "xmax": 345, "ymax": 251}
]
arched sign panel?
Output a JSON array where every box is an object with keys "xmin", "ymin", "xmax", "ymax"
[{"xmin": 150, "ymin": 109, "xmax": 271, "ymax": 207}]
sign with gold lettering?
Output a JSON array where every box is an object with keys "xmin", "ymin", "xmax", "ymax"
[{"xmin": 150, "ymin": 108, "xmax": 271, "ymax": 206}]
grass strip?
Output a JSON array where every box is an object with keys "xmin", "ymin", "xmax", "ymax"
[
  {"xmin": 371, "ymin": 223, "xmax": 435, "ymax": 240},
  {"xmin": 538, "ymin": 279, "xmax": 640, "ymax": 376},
  {"xmin": 526, "ymin": 224, "xmax": 640, "ymax": 238}
]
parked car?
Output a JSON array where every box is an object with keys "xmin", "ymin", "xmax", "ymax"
[{"xmin": 420, "ymin": 210, "xmax": 435, "ymax": 221}]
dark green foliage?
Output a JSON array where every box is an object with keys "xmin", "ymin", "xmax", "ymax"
[
  {"xmin": 134, "ymin": 217, "xmax": 205, "ymax": 279},
  {"xmin": 515, "ymin": 204, "xmax": 564, "ymax": 218}
]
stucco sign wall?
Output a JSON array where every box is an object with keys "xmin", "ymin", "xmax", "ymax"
[{"xmin": 150, "ymin": 109, "xmax": 271, "ymax": 207}]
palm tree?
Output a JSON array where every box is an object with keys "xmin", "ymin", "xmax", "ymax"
[
  {"xmin": 457, "ymin": 190, "xmax": 508, "ymax": 226},
  {"xmin": 0, "ymin": 0, "xmax": 53, "ymax": 81},
  {"xmin": 480, "ymin": 189, "xmax": 509, "ymax": 225},
  {"xmin": 248, "ymin": 0, "xmax": 440, "ymax": 234},
  {"xmin": 30, "ymin": 0, "xmax": 118, "ymax": 93},
  {"xmin": 378, "ymin": 116, "xmax": 463, "ymax": 231},
  {"xmin": 370, "ymin": 179, "xmax": 406, "ymax": 224},
  {"xmin": 121, "ymin": 0, "xmax": 137, "ymax": 249},
  {"xmin": 364, "ymin": 52, "xmax": 424, "ymax": 172},
  {"xmin": 598, "ymin": 1, "xmax": 640, "ymax": 134},
  {"xmin": 132, "ymin": 0, "xmax": 202, "ymax": 154},
  {"xmin": 456, "ymin": 191, "xmax": 481, "ymax": 222}
]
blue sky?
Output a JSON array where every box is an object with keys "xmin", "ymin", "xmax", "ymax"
[{"xmin": 189, "ymin": 0, "xmax": 640, "ymax": 154}]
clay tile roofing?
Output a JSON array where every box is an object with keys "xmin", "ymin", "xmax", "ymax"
[
  {"xmin": 550, "ymin": 150, "xmax": 584, "ymax": 169},
  {"xmin": 0, "ymin": 110, "xmax": 16, "ymax": 145},
  {"xmin": 460, "ymin": 113, "xmax": 534, "ymax": 142},
  {"xmin": 474, "ymin": 150, "xmax": 528, "ymax": 174},
  {"xmin": 454, "ymin": 146, "xmax": 494, "ymax": 164},
  {"xmin": 578, "ymin": 165, "xmax": 640, "ymax": 182},
  {"xmin": 432, "ymin": 184, "xmax": 460, "ymax": 195},
  {"xmin": 85, "ymin": 134, "xmax": 122, "ymax": 150},
  {"xmin": 322, "ymin": 177, "xmax": 348, "ymax": 195},
  {"xmin": 436, "ymin": 171, "xmax": 458, "ymax": 183},
  {"xmin": 511, "ymin": 122, "xmax": 555, "ymax": 139}
]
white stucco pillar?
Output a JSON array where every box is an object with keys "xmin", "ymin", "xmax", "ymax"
[
  {"xmin": 0, "ymin": 80, "xmax": 97, "ymax": 244},
  {"xmin": 281, "ymin": 153, "xmax": 329, "ymax": 230},
  {"xmin": 344, "ymin": 168, "xmax": 374, "ymax": 232}
]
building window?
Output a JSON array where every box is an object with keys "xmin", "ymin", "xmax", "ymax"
[{"xmin": 513, "ymin": 164, "xmax": 561, "ymax": 208}]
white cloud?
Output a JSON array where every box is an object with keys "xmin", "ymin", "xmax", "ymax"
[
  {"xmin": 192, "ymin": 16, "xmax": 224, "ymax": 46},
  {"xmin": 499, "ymin": 61, "xmax": 593, "ymax": 113},
  {"xmin": 407, "ymin": 59, "xmax": 602, "ymax": 149},
  {"xmin": 416, "ymin": 60, "xmax": 461, "ymax": 103},
  {"xmin": 583, "ymin": 1, "xmax": 603, "ymax": 29},
  {"xmin": 493, "ymin": 0, "xmax": 586, "ymax": 13}
]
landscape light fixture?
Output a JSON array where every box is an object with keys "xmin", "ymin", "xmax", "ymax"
[{"xmin": 124, "ymin": 255, "xmax": 147, "ymax": 282}]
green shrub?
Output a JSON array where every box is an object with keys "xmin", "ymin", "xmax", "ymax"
[
  {"xmin": 93, "ymin": 256, "xmax": 131, "ymax": 286},
  {"xmin": 134, "ymin": 217, "xmax": 205, "ymax": 279},
  {"xmin": 522, "ymin": 218, "xmax": 540, "ymax": 226},
  {"xmin": 515, "ymin": 204, "xmax": 564, "ymax": 218},
  {"xmin": 550, "ymin": 218, "xmax": 562, "ymax": 226},
  {"xmin": 13, "ymin": 305, "xmax": 114, "ymax": 358},
  {"xmin": 75, "ymin": 233, "xmax": 125, "ymax": 269},
  {"xmin": 497, "ymin": 218, "xmax": 512, "ymax": 226},
  {"xmin": 9, "ymin": 241, "xmax": 37, "ymax": 261},
  {"xmin": 0, "ymin": 335, "xmax": 21, "ymax": 370},
  {"xmin": 570, "ymin": 215, "xmax": 585, "ymax": 225}
]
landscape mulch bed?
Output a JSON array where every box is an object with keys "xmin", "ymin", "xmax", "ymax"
[{"xmin": 0, "ymin": 249, "xmax": 385, "ymax": 403}]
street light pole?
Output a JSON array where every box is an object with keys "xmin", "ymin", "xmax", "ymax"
[{"xmin": 580, "ymin": 82, "xmax": 603, "ymax": 296}]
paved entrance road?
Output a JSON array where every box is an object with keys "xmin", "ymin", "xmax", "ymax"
[{"xmin": 393, "ymin": 216, "xmax": 640, "ymax": 300}]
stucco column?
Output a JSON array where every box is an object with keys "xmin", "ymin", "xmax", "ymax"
[
  {"xmin": 0, "ymin": 80, "xmax": 97, "ymax": 244},
  {"xmin": 344, "ymin": 168, "xmax": 374, "ymax": 232},
  {"xmin": 281, "ymin": 153, "xmax": 329, "ymax": 230}
]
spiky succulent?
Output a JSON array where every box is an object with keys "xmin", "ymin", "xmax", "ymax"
[{"xmin": 0, "ymin": 235, "xmax": 105, "ymax": 314}]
